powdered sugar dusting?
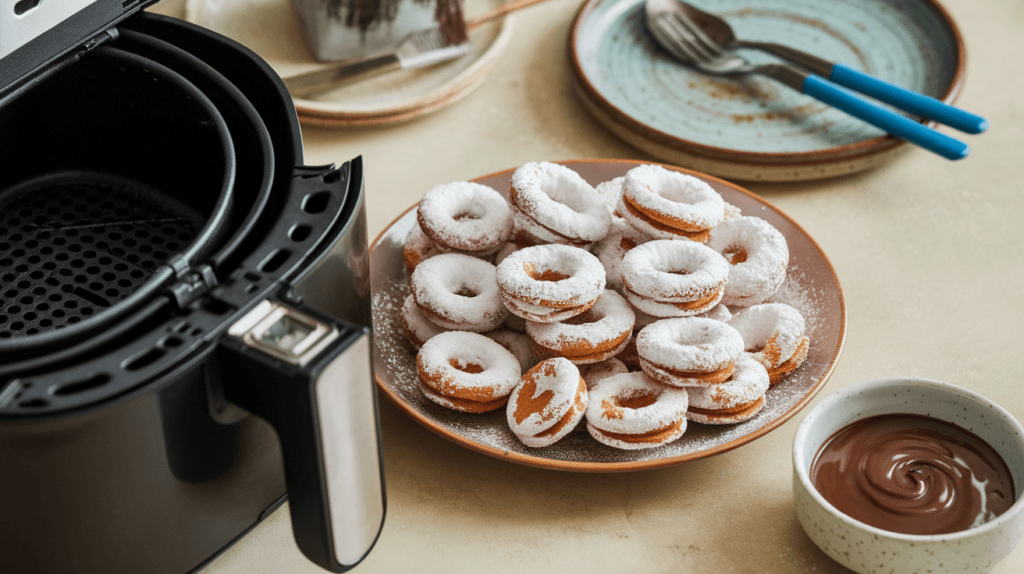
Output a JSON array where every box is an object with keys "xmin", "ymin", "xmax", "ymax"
[{"xmin": 370, "ymin": 170, "xmax": 844, "ymax": 469}]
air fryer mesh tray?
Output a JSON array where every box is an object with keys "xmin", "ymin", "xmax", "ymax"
[{"xmin": 0, "ymin": 173, "xmax": 198, "ymax": 338}]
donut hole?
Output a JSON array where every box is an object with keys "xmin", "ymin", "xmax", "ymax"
[
  {"xmin": 449, "ymin": 358, "xmax": 486, "ymax": 374},
  {"xmin": 722, "ymin": 245, "xmax": 748, "ymax": 265},
  {"xmin": 666, "ymin": 267, "xmax": 693, "ymax": 276},
  {"xmin": 524, "ymin": 262, "xmax": 570, "ymax": 283},
  {"xmin": 452, "ymin": 209, "xmax": 483, "ymax": 222},
  {"xmin": 614, "ymin": 390, "xmax": 660, "ymax": 410},
  {"xmin": 620, "ymin": 236, "xmax": 639, "ymax": 251},
  {"xmin": 454, "ymin": 285, "xmax": 480, "ymax": 298}
]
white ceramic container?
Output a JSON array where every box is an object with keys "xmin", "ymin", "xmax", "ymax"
[{"xmin": 793, "ymin": 377, "xmax": 1024, "ymax": 574}]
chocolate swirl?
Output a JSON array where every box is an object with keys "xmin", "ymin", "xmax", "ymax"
[{"xmin": 810, "ymin": 414, "xmax": 1015, "ymax": 535}]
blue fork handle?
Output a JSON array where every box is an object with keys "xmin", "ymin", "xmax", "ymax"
[
  {"xmin": 829, "ymin": 63, "xmax": 988, "ymax": 134},
  {"xmin": 803, "ymin": 74, "xmax": 969, "ymax": 161}
]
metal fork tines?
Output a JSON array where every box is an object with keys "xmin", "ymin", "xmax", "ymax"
[{"xmin": 649, "ymin": 11, "xmax": 771, "ymax": 79}]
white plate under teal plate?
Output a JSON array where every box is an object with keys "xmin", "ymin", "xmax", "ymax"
[{"xmin": 569, "ymin": 0, "xmax": 966, "ymax": 181}]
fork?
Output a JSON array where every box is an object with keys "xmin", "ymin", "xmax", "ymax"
[
  {"xmin": 673, "ymin": 0, "xmax": 987, "ymax": 134},
  {"xmin": 283, "ymin": 28, "xmax": 473, "ymax": 95},
  {"xmin": 645, "ymin": 0, "xmax": 969, "ymax": 160}
]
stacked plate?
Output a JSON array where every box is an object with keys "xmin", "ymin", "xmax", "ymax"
[
  {"xmin": 568, "ymin": 0, "xmax": 967, "ymax": 181},
  {"xmin": 185, "ymin": 0, "xmax": 515, "ymax": 126}
]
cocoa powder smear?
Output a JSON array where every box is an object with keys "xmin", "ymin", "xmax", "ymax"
[{"xmin": 810, "ymin": 414, "xmax": 1015, "ymax": 535}]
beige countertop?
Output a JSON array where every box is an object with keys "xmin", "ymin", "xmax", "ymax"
[{"xmin": 150, "ymin": 0, "xmax": 1024, "ymax": 571}]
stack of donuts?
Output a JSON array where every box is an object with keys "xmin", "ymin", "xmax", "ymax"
[{"xmin": 403, "ymin": 161, "xmax": 810, "ymax": 450}]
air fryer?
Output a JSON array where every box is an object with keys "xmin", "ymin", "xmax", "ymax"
[{"xmin": 0, "ymin": 3, "xmax": 385, "ymax": 573}]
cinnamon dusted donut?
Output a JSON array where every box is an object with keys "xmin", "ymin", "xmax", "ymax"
[
  {"xmin": 509, "ymin": 162, "xmax": 611, "ymax": 246},
  {"xmin": 484, "ymin": 328, "xmax": 543, "ymax": 373},
  {"xmin": 578, "ymin": 357, "xmax": 628, "ymax": 389},
  {"xmin": 592, "ymin": 217, "xmax": 650, "ymax": 293},
  {"xmin": 686, "ymin": 355, "xmax": 770, "ymax": 425},
  {"xmin": 706, "ymin": 216, "xmax": 788, "ymax": 307},
  {"xmin": 411, "ymin": 253, "xmax": 507, "ymax": 332},
  {"xmin": 728, "ymin": 303, "xmax": 809, "ymax": 384},
  {"xmin": 526, "ymin": 290, "xmax": 635, "ymax": 365},
  {"xmin": 585, "ymin": 372, "xmax": 688, "ymax": 450},
  {"xmin": 416, "ymin": 331, "xmax": 522, "ymax": 413},
  {"xmin": 400, "ymin": 294, "xmax": 445, "ymax": 348},
  {"xmin": 496, "ymin": 244, "xmax": 605, "ymax": 323},
  {"xmin": 636, "ymin": 318, "xmax": 745, "ymax": 387},
  {"xmin": 620, "ymin": 240, "xmax": 729, "ymax": 317},
  {"xmin": 618, "ymin": 164, "xmax": 724, "ymax": 242},
  {"xmin": 506, "ymin": 358, "xmax": 588, "ymax": 447},
  {"xmin": 417, "ymin": 182, "xmax": 513, "ymax": 255},
  {"xmin": 403, "ymin": 218, "xmax": 447, "ymax": 273}
]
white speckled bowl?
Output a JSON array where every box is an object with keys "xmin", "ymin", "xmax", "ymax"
[{"xmin": 793, "ymin": 378, "xmax": 1024, "ymax": 574}]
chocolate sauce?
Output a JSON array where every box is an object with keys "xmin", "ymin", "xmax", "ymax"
[{"xmin": 810, "ymin": 414, "xmax": 1015, "ymax": 535}]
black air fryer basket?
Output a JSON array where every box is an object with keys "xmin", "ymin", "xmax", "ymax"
[{"xmin": 0, "ymin": 3, "xmax": 385, "ymax": 573}]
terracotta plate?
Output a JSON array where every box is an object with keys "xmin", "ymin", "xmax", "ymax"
[
  {"xmin": 370, "ymin": 159, "xmax": 846, "ymax": 472},
  {"xmin": 185, "ymin": 0, "xmax": 514, "ymax": 126},
  {"xmin": 569, "ymin": 0, "xmax": 966, "ymax": 181}
]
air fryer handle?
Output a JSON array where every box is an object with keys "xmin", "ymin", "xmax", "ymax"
[{"xmin": 219, "ymin": 300, "xmax": 386, "ymax": 572}]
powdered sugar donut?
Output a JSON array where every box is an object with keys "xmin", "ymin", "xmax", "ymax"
[
  {"xmin": 697, "ymin": 303, "xmax": 732, "ymax": 323},
  {"xmin": 507, "ymin": 358, "xmax": 588, "ymax": 447},
  {"xmin": 526, "ymin": 290, "xmax": 635, "ymax": 365},
  {"xmin": 686, "ymin": 355, "xmax": 770, "ymax": 425},
  {"xmin": 706, "ymin": 216, "xmax": 788, "ymax": 307},
  {"xmin": 595, "ymin": 176, "xmax": 625, "ymax": 216},
  {"xmin": 403, "ymin": 218, "xmax": 447, "ymax": 273},
  {"xmin": 501, "ymin": 295, "xmax": 600, "ymax": 323},
  {"xmin": 484, "ymin": 328, "xmax": 543, "ymax": 373},
  {"xmin": 496, "ymin": 244, "xmax": 605, "ymax": 322},
  {"xmin": 401, "ymin": 294, "xmax": 446, "ymax": 348},
  {"xmin": 619, "ymin": 164, "xmax": 724, "ymax": 242},
  {"xmin": 417, "ymin": 331, "xmax": 522, "ymax": 412},
  {"xmin": 417, "ymin": 181, "xmax": 513, "ymax": 255},
  {"xmin": 509, "ymin": 162, "xmax": 611, "ymax": 245},
  {"xmin": 494, "ymin": 242, "xmax": 525, "ymax": 266},
  {"xmin": 591, "ymin": 218, "xmax": 649, "ymax": 293},
  {"xmin": 585, "ymin": 372, "xmax": 688, "ymax": 450},
  {"xmin": 411, "ymin": 253, "xmax": 507, "ymax": 332},
  {"xmin": 636, "ymin": 318, "xmax": 744, "ymax": 387},
  {"xmin": 510, "ymin": 204, "xmax": 590, "ymax": 248},
  {"xmin": 722, "ymin": 202, "xmax": 742, "ymax": 221},
  {"xmin": 728, "ymin": 303, "xmax": 809, "ymax": 384},
  {"xmin": 579, "ymin": 357, "xmax": 629, "ymax": 389},
  {"xmin": 620, "ymin": 240, "xmax": 729, "ymax": 316}
]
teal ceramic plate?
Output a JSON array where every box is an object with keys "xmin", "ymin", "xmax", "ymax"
[{"xmin": 569, "ymin": 0, "xmax": 966, "ymax": 181}]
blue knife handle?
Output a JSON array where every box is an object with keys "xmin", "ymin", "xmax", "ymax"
[
  {"xmin": 829, "ymin": 63, "xmax": 988, "ymax": 134},
  {"xmin": 802, "ymin": 74, "xmax": 969, "ymax": 161}
]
